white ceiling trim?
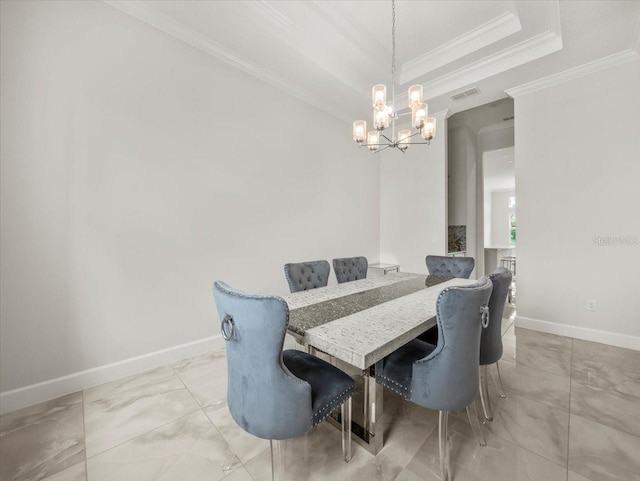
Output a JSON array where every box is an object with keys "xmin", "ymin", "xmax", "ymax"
[
  {"xmin": 103, "ymin": 0, "xmax": 352, "ymax": 123},
  {"xmin": 247, "ymin": 0, "xmax": 296, "ymax": 37},
  {"xmin": 400, "ymin": 11, "xmax": 522, "ymax": 84},
  {"xmin": 505, "ymin": 49, "xmax": 640, "ymax": 98},
  {"xmin": 308, "ymin": 1, "xmax": 387, "ymax": 62},
  {"xmin": 417, "ymin": 30, "xmax": 562, "ymax": 101}
]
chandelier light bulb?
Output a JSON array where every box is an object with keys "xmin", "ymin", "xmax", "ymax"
[
  {"xmin": 372, "ymin": 84, "xmax": 387, "ymax": 110},
  {"xmin": 374, "ymin": 109, "xmax": 390, "ymax": 130},
  {"xmin": 422, "ymin": 117, "xmax": 436, "ymax": 141},
  {"xmin": 353, "ymin": 120, "xmax": 367, "ymax": 142},
  {"xmin": 408, "ymin": 85, "xmax": 423, "ymax": 109},
  {"xmin": 412, "ymin": 104, "xmax": 428, "ymax": 129},
  {"xmin": 398, "ymin": 130, "xmax": 411, "ymax": 151},
  {"xmin": 367, "ymin": 131, "xmax": 380, "ymax": 151}
]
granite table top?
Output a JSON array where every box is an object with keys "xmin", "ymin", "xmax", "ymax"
[{"xmin": 284, "ymin": 274, "xmax": 476, "ymax": 370}]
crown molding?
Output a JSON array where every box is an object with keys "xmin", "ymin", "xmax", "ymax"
[
  {"xmin": 432, "ymin": 109, "xmax": 452, "ymax": 120},
  {"xmin": 309, "ymin": 1, "xmax": 386, "ymax": 62},
  {"xmin": 103, "ymin": 0, "xmax": 352, "ymax": 123},
  {"xmin": 478, "ymin": 119, "xmax": 514, "ymax": 135},
  {"xmin": 247, "ymin": 0, "xmax": 296, "ymax": 38},
  {"xmin": 505, "ymin": 49, "xmax": 640, "ymax": 98},
  {"xmin": 400, "ymin": 11, "xmax": 522, "ymax": 84},
  {"xmin": 421, "ymin": 30, "xmax": 562, "ymax": 101}
]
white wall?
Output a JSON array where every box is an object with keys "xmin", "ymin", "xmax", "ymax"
[
  {"xmin": 447, "ymin": 125, "xmax": 477, "ymax": 271},
  {"xmin": 379, "ymin": 113, "xmax": 448, "ymax": 275},
  {"xmin": 490, "ymin": 190, "xmax": 515, "ymax": 247},
  {"xmin": 515, "ymin": 58, "xmax": 640, "ymax": 348},
  {"xmin": 477, "ymin": 126, "xmax": 514, "ymax": 275},
  {"xmin": 447, "ymin": 126, "xmax": 469, "ymax": 226},
  {"xmin": 0, "ymin": 0, "xmax": 380, "ymax": 401}
]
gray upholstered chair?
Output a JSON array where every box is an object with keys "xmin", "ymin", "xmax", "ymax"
[
  {"xmin": 375, "ymin": 278, "xmax": 493, "ymax": 481},
  {"xmin": 284, "ymin": 260, "xmax": 330, "ymax": 293},
  {"xmin": 212, "ymin": 282, "xmax": 355, "ymax": 478},
  {"xmin": 419, "ymin": 255, "xmax": 477, "ymax": 345},
  {"xmin": 332, "ymin": 257, "xmax": 368, "ymax": 283},
  {"xmin": 426, "ymin": 255, "xmax": 475, "ymax": 278},
  {"xmin": 478, "ymin": 267, "xmax": 512, "ymax": 421}
]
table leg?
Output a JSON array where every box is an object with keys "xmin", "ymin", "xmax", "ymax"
[{"xmin": 366, "ymin": 368, "xmax": 384, "ymax": 454}]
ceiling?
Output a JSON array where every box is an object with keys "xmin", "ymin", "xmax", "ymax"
[{"xmin": 106, "ymin": 0, "xmax": 640, "ymax": 124}]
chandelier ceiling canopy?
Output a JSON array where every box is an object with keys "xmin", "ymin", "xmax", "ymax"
[{"xmin": 352, "ymin": 0, "xmax": 436, "ymax": 154}]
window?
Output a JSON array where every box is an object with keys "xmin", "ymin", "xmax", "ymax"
[
  {"xmin": 509, "ymin": 213, "xmax": 516, "ymax": 243},
  {"xmin": 509, "ymin": 196, "xmax": 516, "ymax": 244}
]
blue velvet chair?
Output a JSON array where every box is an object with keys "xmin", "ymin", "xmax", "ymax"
[
  {"xmin": 284, "ymin": 260, "xmax": 331, "ymax": 293},
  {"xmin": 419, "ymin": 255, "xmax": 477, "ymax": 345},
  {"xmin": 332, "ymin": 257, "xmax": 368, "ymax": 283},
  {"xmin": 375, "ymin": 278, "xmax": 493, "ymax": 481},
  {"xmin": 212, "ymin": 281, "xmax": 355, "ymax": 479},
  {"xmin": 425, "ymin": 255, "xmax": 475, "ymax": 278},
  {"xmin": 478, "ymin": 267, "xmax": 512, "ymax": 421}
]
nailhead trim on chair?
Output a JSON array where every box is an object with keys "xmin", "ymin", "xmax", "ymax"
[
  {"xmin": 376, "ymin": 372, "xmax": 411, "ymax": 400},
  {"xmin": 312, "ymin": 386, "xmax": 355, "ymax": 427}
]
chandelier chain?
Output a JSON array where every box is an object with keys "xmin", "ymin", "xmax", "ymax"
[{"xmin": 391, "ymin": 0, "xmax": 396, "ymax": 77}]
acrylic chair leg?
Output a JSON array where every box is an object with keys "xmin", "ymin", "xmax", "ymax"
[
  {"xmin": 270, "ymin": 439, "xmax": 284, "ymax": 481},
  {"xmin": 438, "ymin": 411, "xmax": 451, "ymax": 481},
  {"xmin": 495, "ymin": 362, "xmax": 507, "ymax": 398},
  {"xmin": 221, "ymin": 450, "xmax": 238, "ymax": 472},
  {"xmin": 478, "ymin": 365, "xmax": 493, "ymax": 421},
  {"xmin": 341, "ymin": 398, "xmax": 352, "ymax": 462},
  {"xmin": 466, "ymin": 400, "xmax": 486, "ymax": 447}
]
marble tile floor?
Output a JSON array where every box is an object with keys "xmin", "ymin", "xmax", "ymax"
[{"xmin": 1, "ymin": 313, "xmax": 639, "ymax": 481}]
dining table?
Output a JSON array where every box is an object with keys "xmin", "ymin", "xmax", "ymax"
[{"xmin": 281, "ymin": 272, "xmax": 477, "ymax": 454}]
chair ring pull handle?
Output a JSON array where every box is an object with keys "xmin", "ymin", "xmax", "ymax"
[
  {"xmin": 221, "ymin": 315, "xmax": 235, "ymax": 341},
  {"xmin": 480, "ymin": 305, "xmax": 490, "ymax": 328}
]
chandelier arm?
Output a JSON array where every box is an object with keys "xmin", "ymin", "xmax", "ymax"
[
  {"xmin": 374, "ymin": 144, "xmax": 393, "ymax": 154},
  {"xmin": 380, "ymin": 133, "xmax": 394, "ymax": 143}
]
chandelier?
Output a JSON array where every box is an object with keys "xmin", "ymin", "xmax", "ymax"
[{"xmin": 352, "ymin": 0, "xmax": 436, "ymax": 154}]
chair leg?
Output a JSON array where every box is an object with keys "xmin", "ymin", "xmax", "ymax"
[
  {"xmin": 494, "ymin": 362, "xmax": 507, "ymax": 398},
  {"xmin": 438, "ymin": 411, "xmax": 451, "ymax": 481},
  {"xmin": 221, "ymin": 451, "xmax": 238, "ymax": 472},
  {"xmin": 478, "ymin": 365, "xmax": 493, "ymax": 421},
  {"xmin": 466, "ymin": 400, "xmax": 486, "ymax": 447},
  {"xmin": 270, "ymin": 439, "xmax": 283, "ymax": 481},
  {"xmin": 341, "ymin": 397, "xmax": 352, "ymax": 462}
]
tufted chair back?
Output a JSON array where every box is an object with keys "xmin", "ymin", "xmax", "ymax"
[
  {"xmin": 284, "ymin": 260, "xmax": 331, "ymax": 293},
  {"xmin": 410, "ymin": 278, "xmax": 492, "ymax": 411},
  {"xmin": 332, "ymin": 257, "xmax": 368, "ymax": 284},
  {"xmin": 480, "ymin": 267, "xmax": 513, "ymax": 366},
  {"xmin": 426, "ymin": 255, "xmax": 475, "ymax": 279},
  {"xmin": 212, "ymin": 281, "xmax": 313, "ymax": 440}
]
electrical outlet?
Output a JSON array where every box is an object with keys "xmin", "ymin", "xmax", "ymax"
[{"xmin": 586, "ymin": 299, "xmax": 597, "ymax": 312}]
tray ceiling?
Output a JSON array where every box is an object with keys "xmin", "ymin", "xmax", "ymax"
[{"xmin": 105, "ymin": 0, "xmax": 640, "ymax": 123}]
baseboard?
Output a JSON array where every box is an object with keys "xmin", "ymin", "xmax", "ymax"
[
  {"xmin": 515, "ymin": 316, "xmax": 640, "ymax": 351},
  {"xmin": 0, "ymin": 335, "xmax": 225, "ymax": 415}
]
